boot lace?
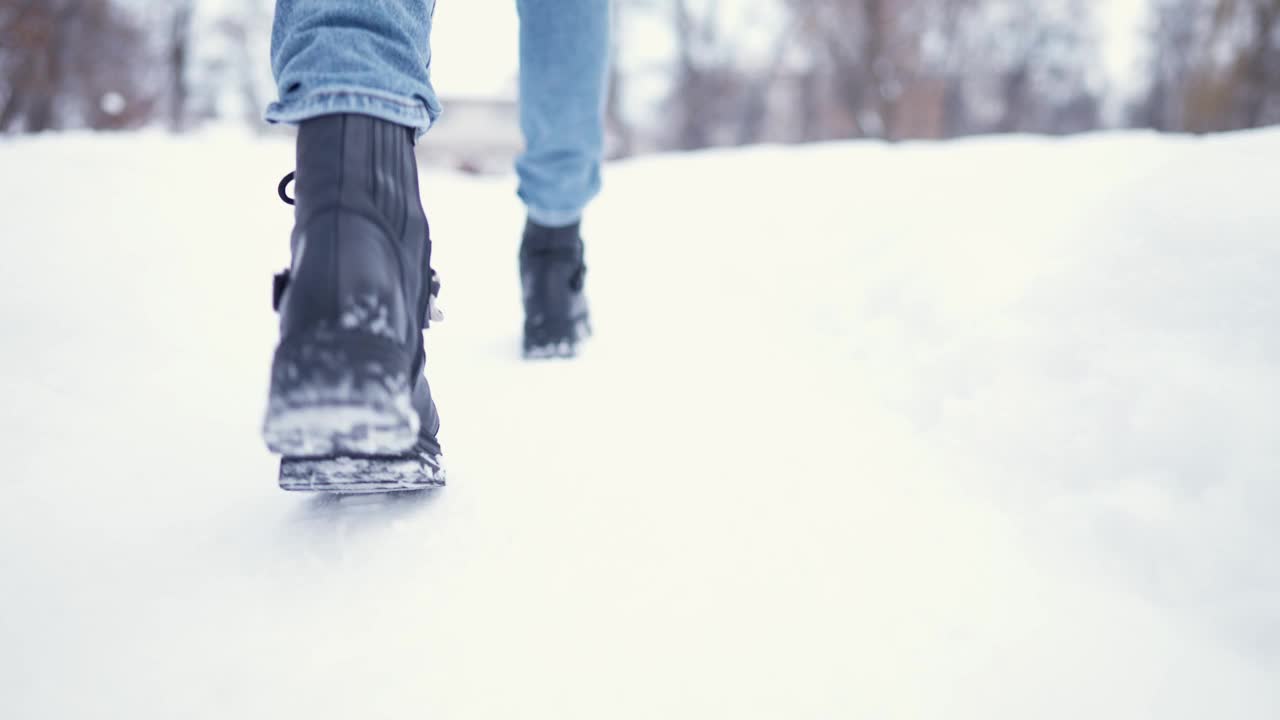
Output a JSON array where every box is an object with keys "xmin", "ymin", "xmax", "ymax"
[{"xmin": 277, "ymin": 171, "xmax": 296, "ymax": 205}]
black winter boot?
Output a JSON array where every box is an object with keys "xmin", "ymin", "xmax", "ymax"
[
  {"xmin": 520, "ymin": 219, "xmax": 591, "ymax": 358},
  {"xmin": 263, "ymin": 114, "xmax": 442, "ymax": 461}
]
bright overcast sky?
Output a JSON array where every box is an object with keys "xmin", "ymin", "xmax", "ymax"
[
  {"xmin": 429, "ymin": 2, "xmax": 520, "ymax": 100},
  {"xmin": 1100, "ymin": 0, "xmax": 1151, "ymax": 95}
]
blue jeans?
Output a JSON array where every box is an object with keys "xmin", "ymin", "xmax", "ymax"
[{"xmin": 266, "ymin": 0, "xmax": 609, "ymax": 227}]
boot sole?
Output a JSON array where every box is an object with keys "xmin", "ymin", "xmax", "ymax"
[
  {"xmin": 523, "ymin": 316, "xmax": 593, "ymax": 360},
  {"xmin": 278, "ymin": 444, "xmax": 446, "ymax": 493},
  {"xmin": 263, "ymin": 330, "xmax": 418, "ymax": 457}
]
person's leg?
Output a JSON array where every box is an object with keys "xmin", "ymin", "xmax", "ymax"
[
  {"xmin": 515, "ymin": 0, "xmax": 609, "ymax": 358},
  {"xmin": 515, "ymin": 0, "xmax": 610, "ymax": 225},
  {"xmin": 263, "ymin": 1, "xmax": 445, "ymax": 490},
  {"xmin": 267, "ymin": 0, "xmax": 441, "ymax": 136}
]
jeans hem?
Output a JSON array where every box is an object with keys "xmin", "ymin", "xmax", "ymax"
[
  {"xmin": 524, "ymin": 205, "xmax": 585, "ymax": 228},
  {"xmin": 265, "ymin": 86, "xmax": 438, "ymax": 138}
]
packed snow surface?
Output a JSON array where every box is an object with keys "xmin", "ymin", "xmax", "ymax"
[{"xmin": 1, "ymin": 128, "xmax": 1278, "ymax": 719}]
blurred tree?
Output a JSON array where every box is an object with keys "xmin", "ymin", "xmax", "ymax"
[
  {"xmin": 0, "ymin": 0, "xmax": 157, "ymax": 132},
  {"xmin": 1139, "ymin": 0, "xmax": 1280, "ymax": 132},
  {"xmin": 168, "ymin": 0, "xmax": 195, "ymax": 131},
  {"xmin": 666, "ymin": 0, "xmax": 754, "ymax": 149},
  {"xmin": 947, "ymin": 0, "xmax": 1103, "ymax": 135},
  {"xmin": 778, "ymin": 0, "xmax": 1099, "ymax": 141},
  {"xmin": 606, "ymin": 0, "xmax": 635, "ymax": 157}
]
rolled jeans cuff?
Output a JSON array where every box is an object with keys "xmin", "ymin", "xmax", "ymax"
[
  {"xmin": 524, "ymin": 205, "xmax": 585, "ymax": 228},
  {"xmin": 264, "ymin": 86, "xmax": 438, "ymax": 139}
]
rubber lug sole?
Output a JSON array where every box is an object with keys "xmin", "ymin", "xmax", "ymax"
[{"xmin": 279, "ymin": 442, "xmax": 446, "ymax": 493}]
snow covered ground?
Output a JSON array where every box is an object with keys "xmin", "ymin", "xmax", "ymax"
[{"xmin": 1, "ymin": 128, "xmax": 1278, "ymax": 719}]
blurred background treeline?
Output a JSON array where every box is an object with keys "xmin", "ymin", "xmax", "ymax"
[{"xmin": 1, "ymin": 0, "xmax": 1278, "ymax": 155}]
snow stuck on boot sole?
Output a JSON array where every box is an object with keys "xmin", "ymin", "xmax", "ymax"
[{"xmin": 278, "ymin": 442, "xmax": 446, "ymax": 493}]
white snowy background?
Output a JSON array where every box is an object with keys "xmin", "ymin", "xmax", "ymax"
[{"xmin": 1, "ymin": 125, "xmax": 1278, "ymax": 718}]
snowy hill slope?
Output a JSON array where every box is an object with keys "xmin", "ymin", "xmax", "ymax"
[{"xmin": 1, "ymin": 128, "xmax": 1278, "ymax": 719}]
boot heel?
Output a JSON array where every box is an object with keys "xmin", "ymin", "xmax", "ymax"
[{"xmin": 262, "ymin": 329, "xmax": 418, "ymax": 457}]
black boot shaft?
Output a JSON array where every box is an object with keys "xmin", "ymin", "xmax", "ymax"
[{"xmin": 280, "ymin": 114, "xmax": 430, "ymax": 347}]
